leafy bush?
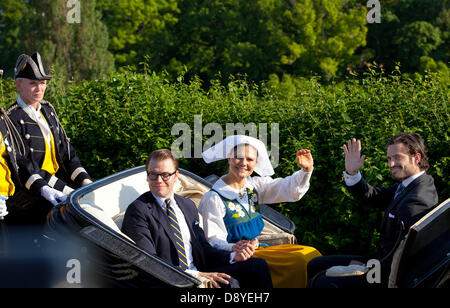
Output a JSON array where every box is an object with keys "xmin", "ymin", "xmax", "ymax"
[{"xmin": 1, "ymin": 69, "xmax": 448, "ymax": 256}]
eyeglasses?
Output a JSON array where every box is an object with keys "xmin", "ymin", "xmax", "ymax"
[{"xmin": 147, "ymin": 170, "xmax": 177, "ymax": 181}]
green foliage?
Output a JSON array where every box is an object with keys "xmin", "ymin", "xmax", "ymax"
[
  {"xmin": 0, "ymin": 0, "xmax": 114, "ymax": 80},
  {"xmin": 2, "ymin": 69, "xmax": 447, "ymax": 256},
  {"xmin": 0, "ymin": 0, "xmax": 32, "ymax": 75},
  {"xmin": 363, "ymin": 0, "xmax": 449, "ymax": 75},
  {"xmin": 98, "ymin": 0, "xmax": 367, "ymax": 81},
  {"xmin": 2, "ymin": 0, "xmax": 447, "ymax": 82},
  {"xmin": 394, "ymin": 21, "xmax": 442, "ymax": 70},
  {"xmin": 97, "ymin": 0, "xmax": 179, "ymax": 69}
]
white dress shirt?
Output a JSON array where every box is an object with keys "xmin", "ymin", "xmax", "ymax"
[
  {"xmin": 198, "ymin": 168, "xmax": 313, "ymax": 251},
  {"xmin": 151, "ymin": 192, "xmax": 199, "ymax": 277},
  {"xmin": 343, "ymin": 170, "xmax": 425, "ymax": 189},
  {"xmin": 151, "ymin": 192, "xmax": 236, "ymax": 278}
]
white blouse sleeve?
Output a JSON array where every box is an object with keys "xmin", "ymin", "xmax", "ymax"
[
  {"xmin": 252, "ymin": 168, "xmax": 313, "ymax": 204},
  {"xmin": 198, "ymin": 191, "xmax": 235, "ymax": 252}
]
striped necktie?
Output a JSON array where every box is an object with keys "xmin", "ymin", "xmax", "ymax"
[
  {"xmin": 165, "ymin": 198, "xmax": 188, "ymax": 270},
  {"xmin": 394, "ymin": 183, "xmax": 406, "ymax": 200}
]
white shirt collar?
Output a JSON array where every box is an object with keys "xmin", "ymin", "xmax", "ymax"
[
  {"xmin": 17, "ymin": 95, "xmax": 41, "ymax": 114},
  {"xmin": 17, "ymin": 95, "xmax": 52, "ymax": 147},
  {"xmin": 211, "ymin": 175, "xmax": 255, "ymax": 200},
  {"xmin": 402, "ymin": 171, "xmax": 425, "ymax": 188},
  {"xmin": 151, "ymin": 192, "xmax": 175, "ymax": 210}
]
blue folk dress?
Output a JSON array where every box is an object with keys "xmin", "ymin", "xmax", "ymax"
[
  {"xmin": 211, "ymin": 187, "xmax": 321, "ymax": 288},
  {"xmin": 211, "ymin": 187, "xmax": 264, "ymax": 243}
]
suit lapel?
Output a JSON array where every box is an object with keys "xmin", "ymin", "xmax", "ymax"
[{"xmin": 389, "ymin": 174, "xmax": 425, "ymax": 208}]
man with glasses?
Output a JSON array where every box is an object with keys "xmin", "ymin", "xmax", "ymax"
[
  {"xmin": 6, "ymin": 52, "xmax": 92, "ymax": 224},
  {"xmin": 121, "ymin": 149, "xmax": 273, "ymax": 288}
]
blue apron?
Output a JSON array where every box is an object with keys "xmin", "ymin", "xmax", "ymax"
[{"xmin": 211, "ymin": 188, "xmax": 265, "ymax": 244}]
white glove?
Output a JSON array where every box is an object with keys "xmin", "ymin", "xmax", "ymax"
[
  {"xmin": 40, "ymin": 186, "xmax": 68, "ymax": 206},
  {"xmin": 0, "ymin": 195, "xmax": 8, "ymax": 217},
  {"xmin": 82, "ymin": 179, "xmax": 93, "ymax": 186},
  {"xmin": 326, "ymin": 264, "xmax": 368, "ymax": 277}
]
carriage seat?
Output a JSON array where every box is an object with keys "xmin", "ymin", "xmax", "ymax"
[{"xmin": 77, "ymin": 170, "xmax": 210, "ymax": 243}]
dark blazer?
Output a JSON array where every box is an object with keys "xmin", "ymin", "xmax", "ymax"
[
  {"xmin": 346, "ymin": 172, "xmax": 438, "ymax": 258},
  {"xmin": 7, "ymin": 101, "xmax": 91, "ymax": 194},
  {"xmin": 121, "ymin": 191, "xmax": 231, "ymax": 272}
]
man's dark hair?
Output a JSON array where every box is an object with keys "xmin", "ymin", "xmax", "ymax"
[
  {"xmin": 386, "ymin": 132, "xmax": 430, "ymax": 171},
  {"xmin": 145, "ymin": 149, "xmax": 179, "ymax": 172}
]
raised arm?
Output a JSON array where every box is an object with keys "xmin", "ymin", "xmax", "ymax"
[
  {"xmin": 342, "ymin": 138, "xmax": 395, "ymax": 207},
  {"xmin": 342, "ymin": 138, "xmax": 366, "ymax": 175},
  {"xmin": 253, "ymin": 149, "xmax": 313, "ymax": 204},
  {"xmin": 296, "ymin": 149, "xmax": 313, "ymax": 172}
]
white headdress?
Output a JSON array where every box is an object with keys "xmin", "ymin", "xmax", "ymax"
[{"xmin": 201, "ymin": 135, "xmax": 275, "ymax": 176}]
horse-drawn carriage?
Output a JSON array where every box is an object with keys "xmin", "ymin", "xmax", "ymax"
[
  {"xmin": 1, "ymin": 165, "xmax": 448, "ymax": 288},
  {"xmin": 44, "ymin": 166, "xmax": 301, "ymax": 287}
]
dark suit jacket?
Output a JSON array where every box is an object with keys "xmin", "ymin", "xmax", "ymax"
[
  {"xmin": 346, "ymin": 172, "xmax": 438, "ymax": 258},
  {"xmin": 121, "ymin": 191, "xmax": 231, "ymax": 272}
]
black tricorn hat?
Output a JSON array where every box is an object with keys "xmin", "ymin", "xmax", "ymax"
[{"xmin": 15, "ymin": 52, "xmax": 52, "ymax": 80}]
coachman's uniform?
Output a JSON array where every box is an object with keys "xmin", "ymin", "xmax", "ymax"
[
  {"xmin": 0, "ymin": 110, "xmax": 21, "ymax": 198},
  {"xmin": 4, "ymin": 51, "xmax": 92, "ymax": 224},
  {"xmin": 7, "ymin": 100, "xmax": 91, "ymax": 196},
  {"xmin": 0, "ymin": 108, "xmax": 42, "ymax": 196}
]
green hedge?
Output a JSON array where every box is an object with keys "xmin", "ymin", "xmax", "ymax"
[{"xmin": 1, "ymin": 70, "xmax": 448, "ymax": 256}]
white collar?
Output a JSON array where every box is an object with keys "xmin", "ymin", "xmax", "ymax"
[
  {"xmin": 402, "ymin": 171, "xmax": 425, "ymax": 188},
  {"xmin": 17, "ymin": 95, "xmax": 52, "ymax": 146},
  {"xmin": 17, "ymin": 95, "xmax": 42, "ymax": 115},
  {"xmin": 151, "ymin": 192, "xmax": 175, "ymax": 209},
  {"xmin": 211, "ymin": 176, "xmax": 255, "ymax": 200}
]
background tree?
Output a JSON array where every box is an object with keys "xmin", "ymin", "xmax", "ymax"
[
  {"xmin": 0, "ymin": 0, "xmax": 114, "ymax": 80},
  {"xmin": 0, "ymin": 0, "xmax": 31, "ymax": 76},
  {"xmin": 362, "ymin": 0, "xmax": 448, "ymax": 74},
  {"xmin": 2, "ymin": 0, "xmax": 448, "ymax": 81},
  {"xmin": 97, "ymin": 0, "xmax": 367, "ymax": 82},
  {"xmin": 299, "ymin": 0, "xmax": 368, "ymax": 79},
  {"xmin": 97, "ymin": 0, "xmax": 179, "ymax": 71}
]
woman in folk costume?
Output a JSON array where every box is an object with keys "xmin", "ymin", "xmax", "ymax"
[{"xmin": 198, "ymin": 135, "xmax": 321, "ymax": 288}]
